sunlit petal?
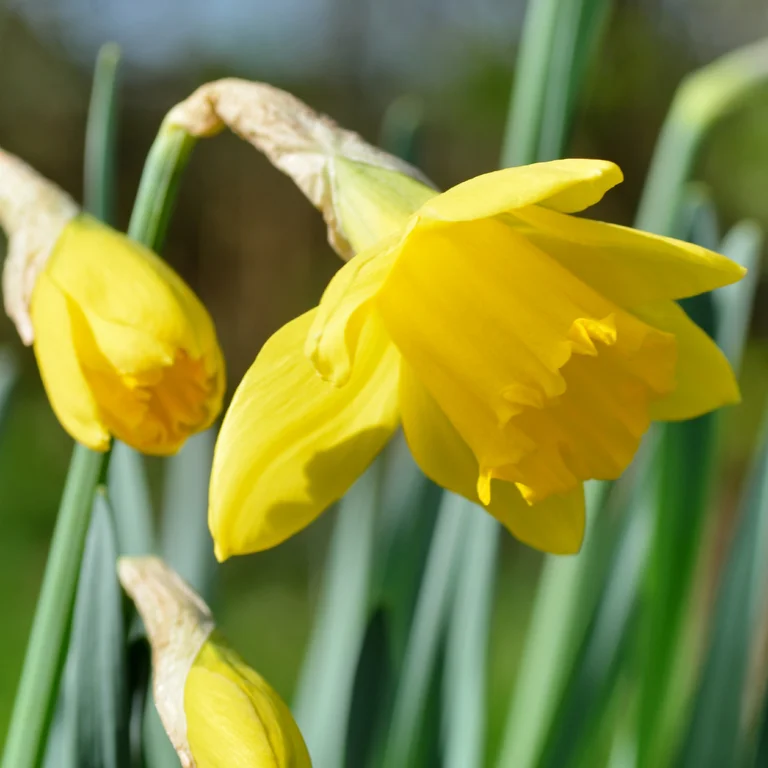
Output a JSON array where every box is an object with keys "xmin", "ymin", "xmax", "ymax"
[
  {"xmin": 418, "ymin": 159, "xmax": 622, "ymax": 223},
  {"xmin": 31, "ymin": 272, "xmax": 110, "ymax": 450},
  {"xmin": 210, "ymin": 308, "xmax": 400, "ymax": 559},
  {"xmin": 512, "ymin": 205, "xmax": 747, "ymax": 306}
]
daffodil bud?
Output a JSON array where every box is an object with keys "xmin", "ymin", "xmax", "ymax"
[
  {"xmin": 118, "ymin": 557, "xmax": 311, "ymax": 768},
  {"xmin": 0, "ymin": 149, "xmax": 224, "ymax": 454},
  {"xmin": 164, "ymin": 78, "xmax": 436, "ymax": 257}
]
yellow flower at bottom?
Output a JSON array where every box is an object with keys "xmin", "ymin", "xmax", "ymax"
[
  {"xmin": 186, "ymin": 640, "xmax": 311, "ymax": 768},
  {"xmin": 210, "ymin": 158, "xmax": 744, "ymax": 558},
  {"xmin": 118, "ymin": 557, "xmax": 311, "ymax": 768},
  {"xmin": 30, "ymin": 215, "xmax": 225, "ymax": 454}
]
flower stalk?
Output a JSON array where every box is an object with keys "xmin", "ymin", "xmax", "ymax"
[
  {"xmin": 1, "ymin": 45, "xmax": 204, "ymax": 768},
  {"xmin": 0, "ymin": 447, "xmax": 104, "ymax": 768}
]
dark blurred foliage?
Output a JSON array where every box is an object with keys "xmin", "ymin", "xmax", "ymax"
[{"xmin": 1, "ymin": 0, "xmax": 768, "ymax": 746}]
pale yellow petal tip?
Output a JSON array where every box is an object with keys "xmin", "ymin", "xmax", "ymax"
[
  {"xmin": 514, "ymin": 483, "xmax": 537, "ymax": 506},
  {"xmin": 477, "ymin": 471, "xmax": 492, "ymax": 506},
  {"xmin": 598, "ymin": 159, "xmax": 623, "ymax": 184},
  {"xmin": 213, "ymin": 539, "xmax": 230, "ymax": 563}
]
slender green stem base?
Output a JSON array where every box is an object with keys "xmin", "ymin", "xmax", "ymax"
[{"xmin": 1, "ymin": 446, "xmax": 105, "ymax": 768}]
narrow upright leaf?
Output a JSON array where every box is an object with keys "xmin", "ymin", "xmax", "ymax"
[
  {"xmin": 108, "ymin": 442, "xmax": 155, "ymax": 557},
  {"xmin": 443, "ymin": 511, "xmax": 499, "ymax": 768},
  {"xmin": 380, "ymin": 493, "xmax": 472, "ymax": 768},
  {"xmin": 160, "ymin": 428, "xmax": 218, "ymax": 602},
  {"xmin": 679, "ymin": 407, "xmax": 768, "ymax": 767},
  {"xmin": 293, "ymin": 461, "xmax": 383, "ymax": 768},
  {"xmin": 44, "ymin": 490, "xmax": 130, "ymax": 768}
]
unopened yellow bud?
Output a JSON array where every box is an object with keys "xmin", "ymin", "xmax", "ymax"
[
  {"xmin": 0, "ymin": 149, "xmax": 224, "ymax": 454},
  {"xmin": 119, "ymin": 557, "xmax": 311, "ymax": 768}
]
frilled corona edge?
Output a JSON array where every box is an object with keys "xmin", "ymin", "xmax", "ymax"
[
  {"xmin": 118, "ymin": 557, "xmax": 215, "ymax": 767},
  {"xmin": 164, "ymin": 77, "xmax": 433, "ymax": 260},
  {"xmin": 0, "ymin": 149, "xmax": 79, "ymax": 344}
]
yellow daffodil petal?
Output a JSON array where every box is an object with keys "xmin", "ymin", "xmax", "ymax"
[
  {"xmin": 634, "ymin": 300, "xmax": 740, "ymax": 421},
  {"xmin": 186, "ymin": 642, "xmax": 311, "ymax": 768},
  {"xmin": 305, "ymin": 234, "xmax": 404, "ymax": 385},
  {"xmin": 210, "ymin": 308, "xmax": 400, "ymax": 559},
  {"xmin": 47, "ymin": 217, "xmax": 201, "ymax": 358},
  {"xmin": 512, "ymin": 205, "xmax": 747, "ymax": 306},
  {"xmin": 31, "ymin": 272, "xmax": 110, "ymax": 450},
  {"xmin": 399, "ymin": 362, "xmax": 584, "ymax": 554},
  {"xmin": 39, "ymin": 216, "xmax": 225, "ymax": 455},
  {"xmin": 418, "ymin": 159, "xmax": 622, "ymax": 223}
]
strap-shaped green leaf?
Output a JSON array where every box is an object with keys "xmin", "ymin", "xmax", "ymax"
[
  {"xmin": 160, "ymin": 428, "xmax": 218, "ymax": 602},
  {"xmin": 43, "ymin": 490, "xmax": 129, "ymax": 768}
]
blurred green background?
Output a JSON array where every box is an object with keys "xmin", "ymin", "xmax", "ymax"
[{"xmin": 1, "ymin": 0, "xmax": 767, "ymax": 754}]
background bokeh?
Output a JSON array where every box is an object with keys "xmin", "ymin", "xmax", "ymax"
[{"xmin": 1, "ymin": 0, "xmax": 768, "ymax": 754}]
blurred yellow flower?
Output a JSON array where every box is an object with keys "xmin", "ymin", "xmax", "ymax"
[
  {"xmin": 0, "ymin": 148, "xmax": 224, "ymax": 455},
  {"xmin": 118, "ymin": 556, "xmax": 312, "ymax": 768},
  {"xmin": 210, "ymin": 158, "xmax": 744, "ymax": 559},
  {"xmin": 186, "ymin": 640, "xmax": 312, "ymax": 768},
  {"xmin": 31, "ymin": 216, "xmax": 225, "ymax": 454}
]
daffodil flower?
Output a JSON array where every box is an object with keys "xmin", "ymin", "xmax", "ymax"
[
  {"xmin": 209, "ymin": 156, "xmax": 743, "ymax": 559},
  {"xmin": 0, "ymin": 149, "xmax": 224, "ymax": 454},
  {"xmin": 118, "ymin": 557, "xmax": 311, "ymax": 768}
]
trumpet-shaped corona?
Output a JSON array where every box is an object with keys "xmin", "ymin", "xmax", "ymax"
[{"xmin": 209, "ymin": 155, "xmax": 744, "ymax": 558}]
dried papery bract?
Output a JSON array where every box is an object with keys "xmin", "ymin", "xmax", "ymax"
[
  {"xmin": 164, "ymin": 78, "xmax": 432, "ymax": 259},
  {"xmin": 118, "ymin": 557, "xmax": 214, "ymax": 767},
  {"xmin": 0, "ymin": 150, "xmax": 79, "ymax": 343}
]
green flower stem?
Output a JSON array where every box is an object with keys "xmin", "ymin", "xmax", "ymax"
[
  {"xmin": 1, "ymin": 447, "xmax": 104, "ymax": 768},
  {"xmin": 128, "ymin": 122, "xmax": 197, "ymax": 248},
  {"xmin": 1, "ymin": 66, "xmax": 199, "ymax": 768},
  {"xmin": 635, "ymin": 37, "xmax": 768, "ymax": 234}
]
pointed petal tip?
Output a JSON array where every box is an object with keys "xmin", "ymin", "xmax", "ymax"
[
  {"xmin": 213, "ymin": 540, "xmax": 230, "ymax": 563},
  {"xmin": 476, "ymin": 471, "xmax": 492, "ymax": 506}
]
